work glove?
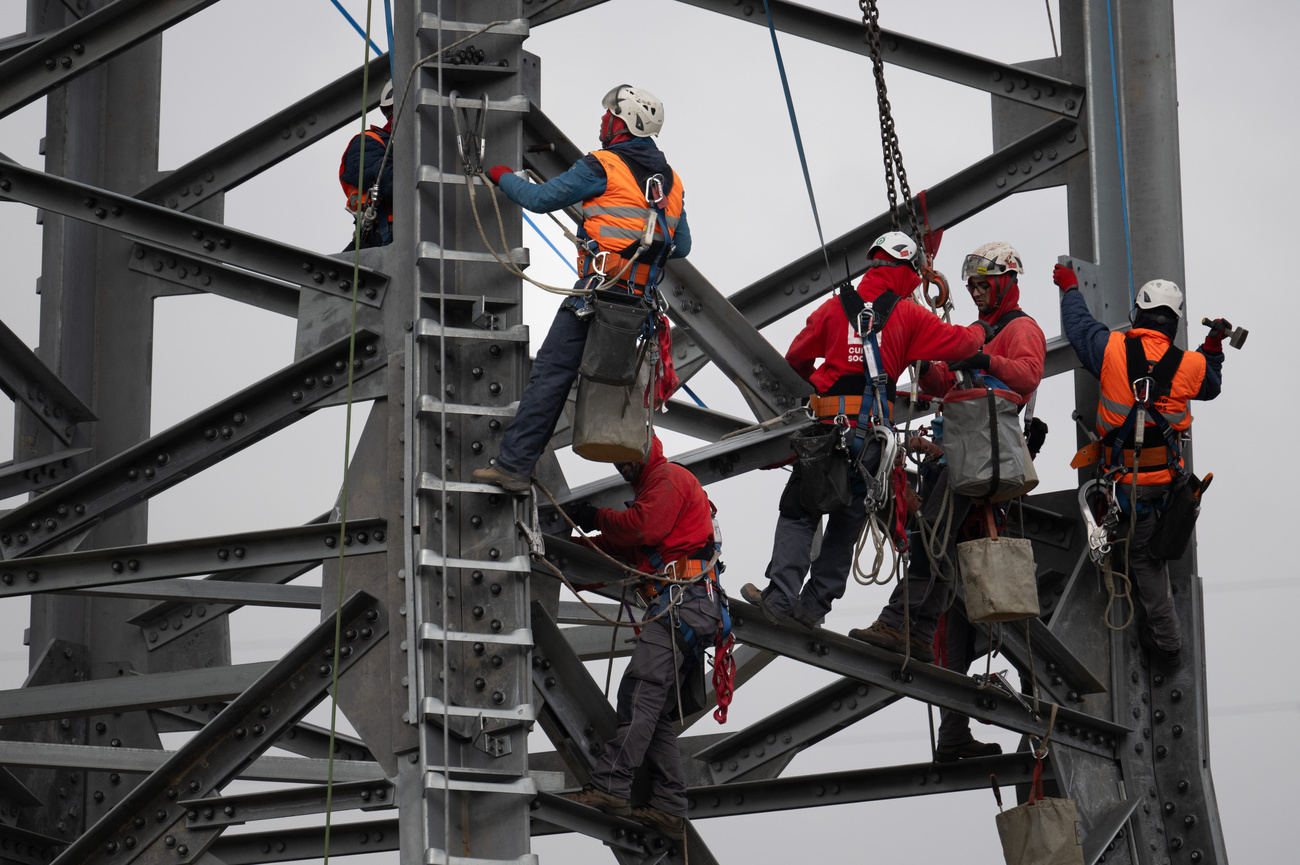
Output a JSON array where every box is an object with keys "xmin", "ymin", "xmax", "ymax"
[
  {"xmin": 949, "ymin": 352, "xmax": 992, "ymax": 373},
  {"xmin": 573, "ymin": 502, "xmax": 601, "ymax": 533},
  {"xmin": 488, "ymin": 165, "xmax": 514, "ymax": 185},
  {"xmin": 1025, "ymin": 417, "xmax": 1049, "ymax": 457},
  {"xmin": 1053, "ymin": 263, "xmax": 1079, "ymax": 293},
  {"xmin": 974, "ymin": 320, "xmax": 995, "ymax": 342},
  {"xmin": 1202, "ymin": 317, "xmax": 1231, "ymax": 353}
]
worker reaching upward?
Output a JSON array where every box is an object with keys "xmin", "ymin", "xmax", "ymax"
[
  {"xmin": 473, "ymin": 84, "xmax": 690, "ymax": 493},
  {"xmin": 1056, "ymin": 263, "xmax": 1224, "ymax": 662},
  {"xmin": 743, "ymin": 232, "xmax": 990, "ymax": 629}
]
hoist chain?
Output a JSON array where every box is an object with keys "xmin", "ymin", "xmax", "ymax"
[{"xmin": 860, "ymin": 0, "xmax": 925, "ymax": 255}]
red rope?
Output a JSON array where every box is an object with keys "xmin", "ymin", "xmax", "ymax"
[{"xmin": 711, "ymin": 633, "xmax": 737, "ymax": 724}]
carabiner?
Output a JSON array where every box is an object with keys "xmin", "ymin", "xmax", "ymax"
[{"xmin": 921, "ymin": 262, "xmax": 951, "ymax": 311}]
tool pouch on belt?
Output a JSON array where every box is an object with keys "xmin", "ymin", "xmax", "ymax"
[
  {"xmin": 1148, "ymin": 472, "xmax": 1201, "ymax": 561},
  {"xmin": 788, "ymin": 424, "xmax": 852, "ymax": 515},
  {"xmin": 943, "ymin": 374, "xmax": 1036, "ymax": 502},
  {"xmin": 958, "ymin": 536, "xmax": 1040, "ymax": 623},
  {"xmin": 994, "ymin": 758, "xmax": 1084, "ymax": 865},
  {"xmin": 578, "ymin": 295, "xmax": 652, "ymax": 386}
]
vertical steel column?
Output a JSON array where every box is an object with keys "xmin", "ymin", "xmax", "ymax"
[{"xmin": 397, "ymin": 2, "xmax": 536, "ymax": 864}]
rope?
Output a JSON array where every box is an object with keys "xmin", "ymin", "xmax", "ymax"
[
  {"xmin": 1104, "ymin": 0, "xmax": 1136, "ymax": 304},
  {"xmin": 322, "ymin": 3, "xmax": 375, "ymax": 862},
  {"xmin": 759, "ymin": 0, "xmax": 834, "ymax": 279},
  {"xmin": 328, "ymin": 0, "xmax": 383, "ymax": 55},
  {"xmin": 1044, "ymin": 0, "xmax": 1060, "ymax": 58}
]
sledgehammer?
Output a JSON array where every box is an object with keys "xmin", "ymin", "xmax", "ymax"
[{"xmin": 1202, "ymin": 317, "xmax": 1248, "ymax": 349}]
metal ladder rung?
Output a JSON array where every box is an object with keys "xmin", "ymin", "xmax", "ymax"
[
  {"xmin": 416, "ymin": 92, "xmax": 531, "ymax": 113},
  {"xmin": 419, "ymin": 549, "xmax": 531, "ymax": 574},
  {"xmin": 415, "ymin": 320, "xmax": 529, "ymax": 342},
  {"xmin": 417, "ymin": 471, "xmax": 526, "ymax": 495},
  {"xmin": 424, "ymin": 772, "xmax": 536, "ymax": 797},
  {"xmin": 418, "ymin": 241, "xmax": 530, "ymax": 267},
  {"xmin": 419, "ymin": 622, "xmax": 533, "ymax": 647},
  {"xmin": 417, "ymin": 291, "xmax": 516, "ymax": 308},
  {"xmin": 416, "ymin": 397, "xmax": 519, "ymax": 420},
  {"xmin": 421, "ymin": 696, "xmax": 535, "ymax": 724},
  {"xmin": 426, "ymin": 849, "xmax": 538, "ymax": 865},
  {"xmin": 415, "ymin": 14, "xmax": 530, "ymax": 37},
  {"xmin": 416, "ymin": 167, "xmax": 485, "ymax": 187}
]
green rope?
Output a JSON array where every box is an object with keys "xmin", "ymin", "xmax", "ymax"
[{"xmin": 323, "ymin": 2, "xmax": 374, "ymax": 863}]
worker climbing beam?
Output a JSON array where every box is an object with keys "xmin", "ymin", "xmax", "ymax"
[
  {"xmin": 673, "ymin": 0, "xmax": 1083, "ymax": 117},
  {"xmin": 135, "ymin": 55, "xmax": 392, "ymax": 213},
  {"xmin": 0, "ymin": 0, "xmax": 220, "ymax": 120}
]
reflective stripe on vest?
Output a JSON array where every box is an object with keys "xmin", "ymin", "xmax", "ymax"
[{"xmin": 579, "ymin": 149, "xmax": 684, "ymax": 278}]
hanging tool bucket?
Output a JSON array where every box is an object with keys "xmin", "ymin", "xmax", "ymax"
[
  {"xmin": 578, "ymin": 295, "xmax": 652, "ymax": 386},
  {"xmin": 942, "ymin": 373, "xmax": 1036, "ymax": 502},
  {"xmin": 958, "ymin": 536, "xmax": 1040, "ymax": 623},
  {"xmin": 572, "ymin": 362, "xmax": 651, "ymax": 463}
]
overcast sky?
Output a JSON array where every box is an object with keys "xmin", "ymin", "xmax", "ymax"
[{"xmin": 0, "ymin": 1, "xmax": 1295, "ymax": 863}]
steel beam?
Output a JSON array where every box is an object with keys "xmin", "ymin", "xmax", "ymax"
[
  {"xmin": 0, "ymin": 822, "xmax": 66, "ymax": 865},
  {"xmin": 530, "ymin": 793, "xmax": 683, "ymax": 859},
  {"xmin": 673, "ymin": 0, "xmax": 1084, "ymax": 116},
  {"xmin": 0, "ymin": 663, "xmax": 274, "ymax": 725},
  {"xmin": 128, "ymin": 243, "xmax": 300, "ymax": 317},
  {"xmin": 1081, "ymin": 796, "xmax": 1139, "ymax": 865},
  {"xmin": 525, "ymin": 0, "xmax": 614, "ymax": 25},
  {"xmin": 0, "ymin": 317, "xmax": 96, "ymax": 446},
  {"xmin": 75, "ymin": 579, "xmax": 322, "ymax": 608},
  {"xmin": 530, "ymin": 603, "xmax": 618, "ymax": 779},
  {"xmin": 671, "ymin": 118, "xmax": 1087, "ymax": 382},
  {"xmin": 0, "ymin": 741, "xmax": 384, "ymax": 784},
  {"xmin": 684, "ymin": 753, "xmax": 1048, "ymax": 820},
  {"xmin": 0, "ymin": 520, "xmax": 385, "ymax": 598},
  {"xmin": 0, "ymin": 159, "xmax": 389, "ymax": 307},
  {"xmin": 50, "ymin": 591, "xmax": 389, "ymax": 865},
  {"xmin": 149, "ymin": 705, "xmax": 375, "ymax": 764},
  {"xmin": 693, "ymin": 678, "xmax": 899, "ymax": 784},
  {"xmin": 135, "ymin": 55, "xmax": 391, "ymax": 211},
  {"xmin": 208, "ymin": 820, "xmax": 399, "ymax": 865},
  {"xmin": 0, "ymin": 448, "xmax": 89, "ymax": 500},
  {"xmin": 0, "ymin": 331, "xmax": 386, "ymax": 559},
  {"xmin": 728, "ymin": 601, "xmax": 1128, "ymax": 756},
  {"xmin": 179, "ymin": 781, "xmax": 395, "ymax": 828},
  {"xmin": 0, "ymin": 0, "xmax": 219, "ymax": 120}
]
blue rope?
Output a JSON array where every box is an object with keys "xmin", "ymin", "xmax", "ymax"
[
  {"xmin": 522, "ymin": 211, "xmax": 580, "ymax": 276},
  {"xmin": 1105, "ymin": 0, "xmax": 1135, "ymax": 304},
  {"xmin": 329, "ymin": 0, "xmax": 383, "ymax": 55},
  {"xmin": 760, "ymin": 0, "xmax": 833, "ymax": 275},
  {"xmin": 382, "ymin": 0, "xmax": 396, "ymax": 83},
  {"xmin": 680, "ymin": 384, "xmax": 707, "ymax": 409}
]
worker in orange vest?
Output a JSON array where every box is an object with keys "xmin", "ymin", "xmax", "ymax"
[{"xmin": 339, "ymin": 81, "xmax": 394, "ymax": 249}]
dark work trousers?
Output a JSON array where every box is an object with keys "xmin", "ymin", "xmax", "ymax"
[
  {"xmin": 588, "ymin": 591, "xmax": 721, "ymax": 816},
  {"xmin": 1118, "ymin": 483, "xmax": 1181, "ymax": 654},
  {"xmin": 764, "ymin": 489, "xmax": 868, "ymax": 620},
  {"xmin": 937, "ymin": 611, "xmax": 978, "ymax": 746},
  {"xmin": 878, "ymin": 532, "xmax": 950, "ymax": 642},
  {"xmin": 498, "ymin": 296, "xmax": 591, "ymax": 479}
]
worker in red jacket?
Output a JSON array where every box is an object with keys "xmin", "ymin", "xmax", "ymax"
[
  {"xmin": 852, "ymin": 241, "xmax": 1047, "ymax": 761},
  {"xmin": 564, "ymin": 434, "xmax": 722, "ymax": 842},
  {"xmin": 742, "ymin": 232, "xmax": 988, "ymax": 628}
]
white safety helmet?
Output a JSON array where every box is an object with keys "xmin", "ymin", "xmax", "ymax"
[
  {"xmin": 380, "ymin": 81, "xmax": 395, "ymax": 111},
  {"xmin": 601, "ymin": 84, "xmax": 664, "ymax": 137},
  {"xmin": 1133, "ymin": 279, "xmax": 1184, "ymax": 317},
  {"xmin": 867, "ymin": 231, "xmax": 919, "ymax": 266},
  {"xmin": 961, "ymin": 241, "xmax": 1024, "ymax": 282}
]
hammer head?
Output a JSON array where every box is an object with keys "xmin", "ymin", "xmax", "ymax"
[{"xmin": 1202, "ymin": 317, "xmax": 1248, "ymax": 349}]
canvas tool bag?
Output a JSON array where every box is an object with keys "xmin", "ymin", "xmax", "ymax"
[
  {"xmin": 958, "ymin": 509, "xmax": 1040, "ymax": 623},
  {"xmin": 995, "ymin": 710, "xmax": 1084, "ymax": 865},
  {"xmin": 943, "ymin": 374, "xmax": 1036, "ymax": 502},
  {"xmin": 789, "ymin": 424, "xmax": 852, "ymax": 515},
  {"xmin": 578, "ymin": 295, "xmax": 651, "ymax": 386}
]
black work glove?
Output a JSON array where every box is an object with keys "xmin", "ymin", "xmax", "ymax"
[
  {"xmin": 573, "ymin": 502, "xmax": 601, "ymax": 533},
  {"xmin": 975, "ymin": 320, "xmax": 995, "ymax": 341},
  {"xmin": 915, "ymin": 360, "xmax": 931, "ymax": 377},
  {"xmin": 1025, "ymin": 417, "xmax": 1049, "ymax": 457},
  {"xmin": 948, "ymin": 352, "xmax": 992, "ymax": 373}
]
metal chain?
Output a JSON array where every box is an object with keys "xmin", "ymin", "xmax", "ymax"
[{"xmin": 860, "ymin": 0, "xmax": 924, "ymax": 253}]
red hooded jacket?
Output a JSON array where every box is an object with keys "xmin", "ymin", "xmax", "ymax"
[
  {"xmin": 785, "ymin": 264, "xmax": 987, "ymax": 394},
  {"xmin": 919, "ymin": 276, "xmax": 1046, "ymax": 402},
  {"xmin": 588, "ymin": 436, "xmax": 716, "ymax": 574}
]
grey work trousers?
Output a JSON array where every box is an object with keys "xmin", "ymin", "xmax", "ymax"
[
  {"xmin": 588, "ymin": 591, "xmax": 721, "ymax": 816},
  {"xmin": 763, "ymin": 491, "xmax": 869, "ymax": 619},
  {"xmin": 1119, "ymin": 483, "xmax": 1182, "ymax": 653}
]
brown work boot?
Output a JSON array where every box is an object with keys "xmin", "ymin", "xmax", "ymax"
[
  {"xmin": 936, "ymin": 739, "xmax": 1003, "ymax": 762},
  {"xmin": 561, "ymin": 785, "xmax": 631, "ymax": 816},
  {"xmin": 740, "ymin": 583, "xmax": 796, "ymax": 626},
  {"xmin": 470, "ymin": 464, "xmax": 532, "ymax": 493},
  {"xmin": 848, "ymin": 620, "xmax": 935, "ymax": 664},
  {"xmin": 631, "ymin": 805, "xmax": 686, "ymax": 841}
]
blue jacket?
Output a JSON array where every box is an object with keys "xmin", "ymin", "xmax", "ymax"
[
  {"xmin": 498, "ymin": 138, "xmax": 691, "ymax": 258},
  {"xmin": 340, "ymin": 124, "xmax": 394, "ymax": 220},
  {"xmin": 1060, "ymin": 288, "xmax": 1222, "ymax": 399}
]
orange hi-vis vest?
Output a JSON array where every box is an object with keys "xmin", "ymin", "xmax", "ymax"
[
  {"xmin": 338, "ymin": 128, "xmax": 393, "ymax": 223},
  {"xmin": 578, "ymin": 149, "xmax": 683, "ymax": 286},
  {"xmin": 1096, "ymin": 328, "xmax": 1206, "ymax": 485}
]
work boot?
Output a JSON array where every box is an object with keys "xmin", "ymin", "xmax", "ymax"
[
  {"xmin": 470, "ymin": 463, "xmax": 532, "ymax": 493},
  {"xmin": 631, "ymin": 805, "xmax": 686, "ymax": 841},
  {"xmin": 740, "ymin": 583, "xmax": 796, "ymax": 626},
  {"xmin": 791, "ymin": 603, "xmax": 822, "ymax": 630},
  {"xmin": 936, "ymin": 739, "xmax": 1003, "ymax": 762},
  {"xmin": 849, "ymin": 620, "xmax": 935, "ymax": 663},
  {"xmin": 1138, "ymin": 625, "xmax": 1182, "ymax": 665},
  {"xmin": 561, "ymin": 785, "xmax": 631, "ymax": 816}
]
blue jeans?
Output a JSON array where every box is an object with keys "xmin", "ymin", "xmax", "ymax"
[{"xmin": 497, "ymin": 295, "xmax": 591, "ymax": 478}]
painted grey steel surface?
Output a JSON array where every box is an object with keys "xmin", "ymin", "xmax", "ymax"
[{"xmin": 0, "ymin": 1, "xmax": 1224, "ymax": 863}]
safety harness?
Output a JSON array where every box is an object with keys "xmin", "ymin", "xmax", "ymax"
[
  {"xmin": 578, "ymin": 151, "xmax": 679, "ymax": 292},
  {"xmin": 1103, "ymin": 335, "xmax": 1185, "ymax": 482}
]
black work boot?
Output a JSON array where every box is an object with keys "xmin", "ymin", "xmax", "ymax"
[
  {"xmin": 632, "ymin": 805, "xmax": 686, "ymax": 841},
  {"xmin": 936, "ymin": 739, "xmax": 1003, "ymax": 762},
  {"xmin": 1138, "ymin": 625, "xmax": 1182, "ymax": 665}
]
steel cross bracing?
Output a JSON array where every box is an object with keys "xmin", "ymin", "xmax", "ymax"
[{"xmin": 0, "ymin": 2, "xmax": 1226, "ymax": 865}]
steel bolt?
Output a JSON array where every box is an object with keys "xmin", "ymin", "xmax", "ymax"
[{"xmin": 177, "ymin": 845, "xmax": 188, "ymax": 856}]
